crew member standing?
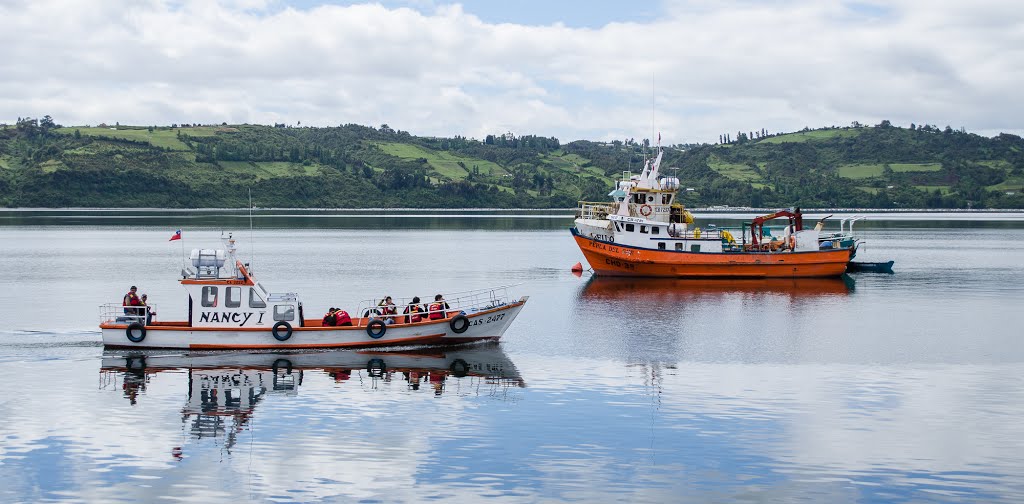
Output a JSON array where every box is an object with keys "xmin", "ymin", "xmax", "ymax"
[{"xmin": 123, "ymin": 286, "xmax": 142, "ymax": 317}]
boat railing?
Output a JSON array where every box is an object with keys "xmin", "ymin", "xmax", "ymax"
[
  {"xmin": 100, "ymin": 303, "xmax": 156, "ymax": 325},
  {"xmin": 577, "ymin": 201, "xmax": 619, "ymax": 219},
  {"xmin": 356, "ymin": 285, "xmax": 520, "ymax": 322}
]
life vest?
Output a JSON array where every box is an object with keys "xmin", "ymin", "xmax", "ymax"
[
  {"xmin": 334, "ymin": 310, "xmax": 352, "ymax": 326},
  {"xmin": 323, "ymin": 312, "xmax": 337, "ymax": 326},
  {"xmin": 123, "ymin": 293, "xmax": 141, "ymax": 306},
  {"xmin": 427, "ymin": 302, "xmax": 444, "ymax": 320},
  {"xmin": 407, "ymin": 306, "xmax": 423, "ymax": 323}
]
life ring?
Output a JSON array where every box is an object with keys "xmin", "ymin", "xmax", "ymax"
[
  {"xmin": 272, "ymin": 321, "xmax": 293, "ymax": 341},
  {"xmin": 366, "ymin": 318, "xmax": 386, "ymax": 339},
  {"xmin": 449, "ymin": 314, "xmax": 470, "ymax": 334},
  {"xmin": 126, "ymin": 322, "xmax": 146, "ymax": 343},
  {"xmin": 450, "ymin": 358, "xmax": 470, "ymax": 377},
  {"xmin": 367, "ymin": 358, "xmax": 386, "ymax": 377},
  {"xmin": 639, "ymin": 204, "xmax": 653, "ymax": 217}
]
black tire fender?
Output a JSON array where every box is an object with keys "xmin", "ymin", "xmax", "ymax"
[
  {"xmin": 126, "ymin": 322, "xmax": 146, "ymax": 343},
  {"xmin": 449, "ymin": 314, "xmax": 470, "ymax": 334},
  {"xmin": 272, "ymin": 321, "xmax": 293, "ymax": 341},
  {"xmin": 367, "ymin": 358, "xmax": 386, "ymax": 377},
  {"xmin": 450, "ymin": 358, "xmax": 469, "ymax": 377},
  {"xmin": 272, "ymin": 358, "xmax": 293, "ymax": 375},
  {"xmin": 366, "ymin": 318, "xmax": 386, "ymax": 339}
]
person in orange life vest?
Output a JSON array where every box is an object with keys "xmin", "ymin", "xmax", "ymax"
[
  {"xmin": 427, "ymin": 294, "xmax": 450, "ymax": 320},
  {"xmin": 404, "ymin": 297, "xmax": 424, "ymax": 323},
  {"xmin": 334, "ymin": 308, "xmax": 353, "ymax": 327},
  {"xmin": 323, "ymin": 307, "xmax": 338, "ymax": 326},
  {"xmin": 123, "ymin": 286, "xmax": 143, "ymax": 316},
  {"xmin": 378, "ymin": 296, "xmax": 397, "ymax": 324}
]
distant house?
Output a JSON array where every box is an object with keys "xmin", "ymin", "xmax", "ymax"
[
  {"xmin": 1007, "ymin": 191, "xmax": 1017, "ymax": 196},
  {"xmin": 685, "ymin": 187, "xmax": 695, "ymax": 192}
]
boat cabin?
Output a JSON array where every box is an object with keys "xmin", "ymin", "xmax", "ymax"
[{"xmin": 182, "ymin": 235, "xmax": 303, "ymax": 329}]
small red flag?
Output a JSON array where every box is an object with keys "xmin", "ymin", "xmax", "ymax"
[{"xmin": 169, "ymin": 230, "xmax": 182, "ymax": 241}]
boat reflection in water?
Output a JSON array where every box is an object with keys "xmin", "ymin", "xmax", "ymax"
[
  {"xmin": 100, "ymin": 344, "xmax": 523, "ymax": 449},
  {"xmin": 579, "ymin": 274, "xmax": 853, "ymax": 301}
]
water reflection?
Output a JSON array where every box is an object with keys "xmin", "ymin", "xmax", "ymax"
[
  {"xmin": 578, "ymin": 275, "xmax": 853, "ymax": 301},
  {"xmin": 100, "ymin": 344, "xmax": 523, "ymax": 451}
]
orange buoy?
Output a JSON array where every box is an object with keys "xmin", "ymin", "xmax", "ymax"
[{"xmin": 571, "ymin": 262, "xmax": 583, "ymax": 272}]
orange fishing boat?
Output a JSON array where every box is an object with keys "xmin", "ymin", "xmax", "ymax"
[{"xmin": 572, "ymin": 147, "xmax": 853, "ymax": 278}]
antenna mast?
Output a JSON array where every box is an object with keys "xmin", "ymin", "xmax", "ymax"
[{"xmin": 248, "ymin": 188, "xmax": 254, "ymax": 273}]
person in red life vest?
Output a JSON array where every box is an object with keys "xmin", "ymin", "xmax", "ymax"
[
  {"xmin": 427, "ymin": 294, "xmax": 450, "ymax": 320},
  {"xmin": 334, "ymin": 308, "xmax": 353, "ymax": 327},
  {"xmin": 377, "ymin": 296, "xmax": 397, "ymax": 324},
  {"xmin": 429, "ymin": 371, "xmax": 445, "ymax": 396},
  {"xmin": 122, "ymin": 286, "xmax": 143, "ymax": 317},
  {"xmin": 404, "ymin": 296, "xmax": 424, "ymax": 323},
  {"xmin": 323, "ymin": 307, "xmax": 338, "ymax": 326}
]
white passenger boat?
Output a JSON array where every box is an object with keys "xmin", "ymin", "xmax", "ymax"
[{"xmin": 99, "ymin": 234, "xmax": 529, "ymax": 349}]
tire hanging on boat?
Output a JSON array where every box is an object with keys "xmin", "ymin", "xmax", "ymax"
[
  {"xmin": 450, "ymin": 358, "xmax": 469, "ymax": 377},
  {"xmin": 272, "ymin": 321, "xmax": 293, "ymax": 341},
  {"xmin": 449, "ymin": 314, "xmax": 470, "ymax": 334},
  {"xmin": 126, "ymin": 322, "xmax": 146, "ymax": 343},
  {"xmin": 366, "ymin": 358, "xmax": 386, "ymax": 377},
  {"xmin": 366, "ymin": 318, "xmax": 386, "ymax": 339},
  {"xmin": 272, "ymin": 358, "xmax": 293, "ymax": 375}
]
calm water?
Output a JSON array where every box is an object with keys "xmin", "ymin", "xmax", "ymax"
[{"xmin": 2, "ymin": 210, "xmax": 1024, "ymax": 503}]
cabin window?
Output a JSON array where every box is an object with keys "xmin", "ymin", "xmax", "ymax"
[
  {"xmin": 675, "ymin": 243, "xmax": 684, "ymax": 251},
  {"xmin": 647, "ymin": 195, "xmax": 654, "ymax": 202},
  {"xmin": 691, "ymin": 244, "xmax": 701, "ymax": 252},
  {"xmin": 662, "ymin": 194, "xmax": 670, "ymax": 204},
  {"xmin": 249, "ymin": 288, "xmax": 267, "ymax": 308},
  {"xmin": 625, "ymin": 224, "xmax": 635, "ymax": 232},
  {"xmin": 274, "ymin": 304, "xmax": 295, "ymax": 321},
  {"xmin": 640, "ymin": 226, "xmax": 648, "ymax": 234},
  {"xmin": 652, "ymin": 226, "xmax": 660, "ymax": 235},
  {"xmin": 226, "ymin": 287, "xmax": 241, "ymax": 308},
  {"xmin": 201, "ymin": 286, "xmax": 218, "ymax": 307},
  {"xmin": 658, "ymin": 242, "xmax": 666, "ymax": 250}
]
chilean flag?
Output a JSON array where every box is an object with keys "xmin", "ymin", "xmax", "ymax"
[{"xmin": 169, "ymin": 230, "xmax": 182, "ymax": 241}]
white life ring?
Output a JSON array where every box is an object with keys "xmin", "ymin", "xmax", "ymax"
[{"xmin": 639, "ymin": 204, "xmax": 653, "ymax": 217}]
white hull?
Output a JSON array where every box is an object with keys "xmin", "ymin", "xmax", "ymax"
[
  {"xmin": 101, "ymin": 344, "xmax": 522, "ymax": 383},
  {"xmin": 102, "ymin": 300, "xmax": 527, "ymax": 350}
]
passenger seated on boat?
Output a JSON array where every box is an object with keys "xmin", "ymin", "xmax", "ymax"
[
  {"xmin": 404, "ymin": 297, "xmax": 425, "ymax": 323},
  {"xmin": 334, "ymin": 309, "xmax": 353, "ymax": 327},
  {"xmin": 378, "ymin": 296, "xmax": 397, "ymax": 324},
  {"xmin": 140, "ymin": 294, "xmax": 155, "ymax": 324},
  {"xmin": 427, "ymin": 294, "xmax": 450, "ymax": 320},
  {"xmin": 323, "ymin": 308, "xmax": 338, "ymax": 326}
]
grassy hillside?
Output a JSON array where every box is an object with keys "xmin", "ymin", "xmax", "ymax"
[{"xmin": 2, "ymin": 118, "xmax": 1023, "ymax": 208}]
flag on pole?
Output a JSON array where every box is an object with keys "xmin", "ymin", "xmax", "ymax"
[{"xmin": 169, "ymin": 230, "xmax": 182, "ymax": 241}]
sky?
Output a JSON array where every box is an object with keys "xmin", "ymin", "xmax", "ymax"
[{"xmin": 1, "ymin": 0, "xmax": 1021, "ymax": 143}]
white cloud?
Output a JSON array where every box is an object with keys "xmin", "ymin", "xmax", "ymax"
[{"xmin": 1, "ymin": 0, "xmax": 1021, "ymax": 143}]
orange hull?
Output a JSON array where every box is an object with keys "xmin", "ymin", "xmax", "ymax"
[{"xmin": 573, "ymin": 232, "xmax": 851, "ymax": 278}]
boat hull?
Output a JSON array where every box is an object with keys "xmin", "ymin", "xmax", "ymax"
[
  {"xmin": 572, "ymin": 229, "xmax": 850, "ymax": 278},
  {"xmin": 101, "ymin": 299, "xmax": 527, "ymax": 350}
]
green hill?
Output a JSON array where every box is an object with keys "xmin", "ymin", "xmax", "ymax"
[{"xmin": 1, "ymin": 117, "xmax": 1022, "ymax": 208}]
